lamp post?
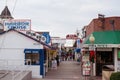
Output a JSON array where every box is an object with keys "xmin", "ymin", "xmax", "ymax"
[
  {"xmin": 89, "ymin": 34, "xmax": 95, "ymax": 44},
  {"xmin": 89, "ymin": 34, "xmax": 95, "ymax": 79}
]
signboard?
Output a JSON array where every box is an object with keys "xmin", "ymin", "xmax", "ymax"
[
  {"xmin": 41, "ymin": 32, "xmax": 51, "ymax": 44},
  {"xmin": 89, "ymin": 44, "xmax": 96, "ymax": 51},
  {"xmin": 24, "ymin": 49, "xmax": 40, "ymax": 53},
  {"xmin": 4, "ymin": 19, "xmax": 31, "ymax": 31}
]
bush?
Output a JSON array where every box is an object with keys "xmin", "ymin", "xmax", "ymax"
[{"xmin": 110, "ymin": 72, "xmax": 120, "ymax": 80}]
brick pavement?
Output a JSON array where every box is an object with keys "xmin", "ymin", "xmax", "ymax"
[{"xmin": 32, "ymin": 61, "xmax": 102, "ymax": 80}]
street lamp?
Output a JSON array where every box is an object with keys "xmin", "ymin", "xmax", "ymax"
[
  {"xmin": 89, "ymin": 34, "xmax": 95, "ymax": 44},
  {"xmin": 89, "ymin": 34, "xmax": 95, "ymax": 79}
]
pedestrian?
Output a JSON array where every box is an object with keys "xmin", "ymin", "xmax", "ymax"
[{"xmin": 56, "ymin": 55, "xmax": 60, "ymax": 66}]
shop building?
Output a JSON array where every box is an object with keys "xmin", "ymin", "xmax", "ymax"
[
  {"xmin": 0, "ymin": 6, "xmax": 54, "ymax": 78},
  {"xmin": 83, "ymin": 31, "xmax": 120, "ymax": 76},
  {"xmin": 82, "ymin": 15, "xmax": 120, "ymax": 77},
  {"xmin": 82, "ymin": 14, "xmax": 120, "ymax": 38},
  {"xmin": 0, "ymin": 29, "xmax": 53, "ymax": 78}
]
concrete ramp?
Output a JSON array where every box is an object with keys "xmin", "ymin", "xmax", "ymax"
[{"xmin": 0, "ymin": 70, "xmax": 32, "ymax": 80}]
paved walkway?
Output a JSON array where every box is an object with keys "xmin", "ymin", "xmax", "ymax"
[{"xmin": 32, "ymin": 61, "xmax": 102, "ymax": 80}]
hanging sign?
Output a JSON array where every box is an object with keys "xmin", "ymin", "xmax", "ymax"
[
  {"xmin": 4, "ymin": 19, "xmax": 31, "ymax": 31},
  {"xmin": 41, "ymin": 32, "xmax": 51, "ymax": 44}
]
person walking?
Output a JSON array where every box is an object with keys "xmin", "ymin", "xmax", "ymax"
[{"xmin": 56, "ymin": 55, "xmax": 60, "ymax": 66}]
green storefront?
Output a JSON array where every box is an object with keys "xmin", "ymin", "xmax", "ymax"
[{"xmin": 83, "ymin": 31, "xmax": 120, "ymax": 76}]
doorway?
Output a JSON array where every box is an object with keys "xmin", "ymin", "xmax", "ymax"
[{"xmin": 96, "ymin": 51, "xmax": 114, "ymax": 76}]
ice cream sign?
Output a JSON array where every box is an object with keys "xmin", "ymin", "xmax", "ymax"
[{"xmin": 4, "ymin": 19, "xmax": 31, "ymax": 31}]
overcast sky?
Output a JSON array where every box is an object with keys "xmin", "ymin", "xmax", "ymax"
[{"xmin": 0, "ymin": 0, "xmax": 120, "ymax": 38}]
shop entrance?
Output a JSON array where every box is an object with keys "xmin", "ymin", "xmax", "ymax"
[{"xmin": 96, "ymin": 51, "xmax": 114, "ymax": 76}]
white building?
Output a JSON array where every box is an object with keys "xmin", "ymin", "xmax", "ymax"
[{"xmin": 0, "ymin": 29, "xmax": 52, "ymax": 78}]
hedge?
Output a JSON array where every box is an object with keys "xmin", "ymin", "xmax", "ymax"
[{"xmin": 110, "ymin": 72, "xmax": 120, "ymax": 80}]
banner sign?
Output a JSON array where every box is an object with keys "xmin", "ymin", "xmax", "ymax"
[
  {"xmin": 4, "ymin": 19, "xmax": 31, "ymax": 31},
  {"xmin": 77, "ymin": 39, "xmax": 80, "ymax": 48}
]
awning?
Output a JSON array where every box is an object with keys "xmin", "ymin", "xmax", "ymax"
[
  {"xmin": 84, "ymin": 31, "xmax": 120, "ymax": 44},
  {"xmin": 83, "ymin": 31, "xmax": 120, "ymax": 48}
]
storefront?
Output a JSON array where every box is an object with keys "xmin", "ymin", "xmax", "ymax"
[
  {"xmin": 83, "ymin": 31, "xmax": 120, "ymax": 76},
  {"xmin": 24, "ymin": 49, "xmax": 44, "ymax": 76},
  {"xmin": 0, "ymin": 29, "xmax": 53, "ymax": 78},
  {"xmin": 96, "ymin": 48, "xmax": 114, "ymax": 76}
]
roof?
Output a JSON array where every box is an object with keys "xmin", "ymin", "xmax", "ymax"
[
  {"xmin": 0, "ymin": 29, "xmax": 55, "ymax": 49},
  {"xmin": 84, "ymin": 31, "xmax": 120, "ymax": 44},
  {"xmin": 0, "ymin": 6, "xmax": 13, "ymax": 19}
]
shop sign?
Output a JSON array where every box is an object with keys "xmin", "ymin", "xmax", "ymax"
[
  {"xmin": 77, "ymin": 39, "xmax": 81, "ymax": 48},
  {"xmin": 95, "ymin": 44, "xmax": 107, "ymax": 48},
  {"xmin": 89, "ymin": 44, "xmax": 95, "ymax": 51},
  {"xmin": 88, "ymin": 44, "xmax": 108, "ymax": 48},
  {"xmin": 24, "ymin": 49, "xmax": 40, "ymax": 53},
  {"xmin": 4, "ymin": 19, "xmax": 31, "ymax": 31},
  {"xmin": 42, "ymin": 32, "xmax": 51, "ymax": 44}
]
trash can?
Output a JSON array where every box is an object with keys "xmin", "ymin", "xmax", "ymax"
[{"xmin": 102, "ymin": 65, "xmax": 114, "ymax": 80}]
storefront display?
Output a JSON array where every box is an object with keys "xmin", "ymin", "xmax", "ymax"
[
  {"xmin": 82, "ymin": 61, "xmax": 91, "ymax": 75},
  {"xmin": 82, "ymin": 52, "xmax": 91, "ymax": 75}
]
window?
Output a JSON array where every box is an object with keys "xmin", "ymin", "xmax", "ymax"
[
  {"xmin": 25, "ymin": 53, "xmax": 40, "ymax": 65},
  {"xmin": 118, "ymin": 50, "xmax": 120, "ymax": 60}
]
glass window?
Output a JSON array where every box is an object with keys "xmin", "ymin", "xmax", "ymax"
[{"xmin": 25, "ymin": 53, "xmax": 40, "ymax": 65}]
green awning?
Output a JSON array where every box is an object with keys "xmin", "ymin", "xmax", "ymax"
[{"xmin": 85, "ymin": 31, "xmax": 120, "ymax": 44}]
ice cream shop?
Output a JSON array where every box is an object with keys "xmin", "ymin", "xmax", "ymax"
[
  {"xmin": 83, "ymin": 31, "xmax": 120, "ymax": 77},
  {"xmin": 0, "ymin": 6, "xmax": 54, "ymax": 78},
  {"xmin": 0, "ymin": 19, "xmax": 53, "ymax": 78}
]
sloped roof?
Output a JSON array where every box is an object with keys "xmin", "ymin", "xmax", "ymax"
[
  {"xmin": 84, "ymin": 31, "xmax": 120, "ymax": 44},
  {"xmin": 0, "ymin": 29, "xmax": 55, "ymax": 49},
  {"xmin": 0, "ymin": 6, "xmax": 13, "ymax": 19}
]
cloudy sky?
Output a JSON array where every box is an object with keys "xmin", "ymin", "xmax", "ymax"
[{"xmin": 0, "ymin": 0, "xmax": 120, "ymax": 38}]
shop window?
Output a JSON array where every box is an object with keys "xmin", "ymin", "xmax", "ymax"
[
  {"xmin": 25, "ymin": 53, "xmax": 40, "ymax": 65},
  {"xmin": 118, "ymin": 51, "xmax": 120, "ymax": 60}
]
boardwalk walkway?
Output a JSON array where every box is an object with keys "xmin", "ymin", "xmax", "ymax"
[
  {"xmin": 32, "ymin": 61, "xmax": 102, "ymax": 80},
  {"xmin": 45, "ymin": 61, "xmax": 81, "ymax": 80}
]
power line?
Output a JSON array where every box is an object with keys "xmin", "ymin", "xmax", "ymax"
[{"xmin": 12, "ymin": 0, "xmax": 18, "ymax": 15}]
